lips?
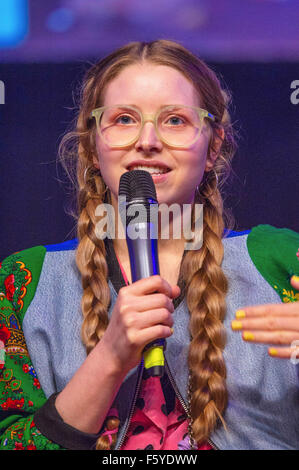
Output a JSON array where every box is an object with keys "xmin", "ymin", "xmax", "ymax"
[{"xmin": 126, "ymin": 160, "xmax": 172, "ymax": 173}]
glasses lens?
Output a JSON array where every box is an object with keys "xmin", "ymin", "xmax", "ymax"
[
  {"xmin": 157, "ymin": 106, "xmax": 201, "ymax": 147},
  {"xmin": 99, "ymin": 106, "xmax": 141, "ymax": 146}
]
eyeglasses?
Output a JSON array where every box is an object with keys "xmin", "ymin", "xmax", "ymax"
[{"xmin": 90, "ymin": 104, "xmax": 216, "ymax": 149}]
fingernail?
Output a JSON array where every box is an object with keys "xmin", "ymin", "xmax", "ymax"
[
  {"xmin": 243, "ymin": 331, "xmax": 254, "ymax": 341},
  {"xmin": 231, "ymin": 320, "xmax": 243, "ymax": 331},
  {"xmin": 170, "ymin": 328, "xmax": 174, "ymax": 335},
  {"xmin": 269, "ymin": 348, "xmax": 278, "ymax": 356},
  {"xmin": 235, "ymin": 309, "xmax": 246, "ymax": 319}
]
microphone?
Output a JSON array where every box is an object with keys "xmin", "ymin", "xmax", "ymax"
[{"xmin": 118, "ymin": 170, "xmax": 165, "ymax": 377}]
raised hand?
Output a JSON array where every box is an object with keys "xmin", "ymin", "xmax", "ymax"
[{"xmin": 231, "ymin": 275, "xmax": 299, "ymax": 359}]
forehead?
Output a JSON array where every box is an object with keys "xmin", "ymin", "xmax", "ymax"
[{"xmin": 102, "ymin": 63, "xmax": 200, "ymax": 108}]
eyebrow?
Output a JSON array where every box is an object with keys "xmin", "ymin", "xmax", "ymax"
[{"xmin": 107, "ymin": 104, "xmax": 191, "ymax": 110}]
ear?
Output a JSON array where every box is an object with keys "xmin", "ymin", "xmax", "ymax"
[
  {"xmin": 92, "ymin": 155, "xmax": 100, "ymax": 170},
  {"xmin": 205, "ymin": 127, "xmax": 225, "ymax": 172}
]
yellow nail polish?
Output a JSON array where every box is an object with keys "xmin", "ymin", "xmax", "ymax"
[
  {"xmin": 269, "ymin": 348, "xmax": 278, "ymax": 356},
  {"xmin": 243, "ymin": 331, "xmax": 254, "ymax": 341},
  {"xmin": 231, "ymin": 320, "xmax": 243, "ymax": 331},
  {"xmin": 235, "ymin": 309, "xmax": 246, "ymax": 319}
]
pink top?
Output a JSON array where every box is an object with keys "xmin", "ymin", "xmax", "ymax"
[{"xmin": 104, "ymin": 256, "xmax": 212, "ymax": 450}]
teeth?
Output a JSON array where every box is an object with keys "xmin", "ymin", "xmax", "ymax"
[{"xmin": 130, "ymin": 165, "xmax": 169, "ymax": 174}]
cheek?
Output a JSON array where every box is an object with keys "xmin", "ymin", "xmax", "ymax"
[
  {"xmin": 185, "ymin": 138, "xmax": 210, "ymax": 174},
  {"xmin": 95, "ymin": 139, "xmax": 114, "ymax": 172},
  {"xmin": 95, "ymin": 138, "xmax": 125, "ymax": 190}
]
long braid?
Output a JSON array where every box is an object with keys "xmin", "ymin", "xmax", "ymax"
[
  {"xmin": 181, "ymin": 178, "xmax": 230, "ymax": 445},
  {"xmin": 76, "ymin": 168, "xmax": 120, "ymax": 449}
]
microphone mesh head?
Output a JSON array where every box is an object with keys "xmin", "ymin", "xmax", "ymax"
[
  {"xmin": 118, "ymin": 170, "xmax": 158, "ymax": 226},
  {"xmin": 119, "ymin": 170, "xmax": 157, "ymax": 202}
]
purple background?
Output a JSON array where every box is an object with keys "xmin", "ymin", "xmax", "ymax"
[{"xmin": 1, "ymin": 0, "xmax": 299, "ymax": 62}]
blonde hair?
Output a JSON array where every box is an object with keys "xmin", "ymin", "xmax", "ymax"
[{"xmin": 59, "ymin": 39, "xmax": 237, "ymax": 449}]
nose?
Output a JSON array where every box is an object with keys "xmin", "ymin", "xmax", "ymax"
[{"xmin": 135, "ymin": 121, "xmax": 163, "ymax": 153}]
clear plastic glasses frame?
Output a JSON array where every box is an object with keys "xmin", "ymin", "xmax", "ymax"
[{"xmin": 90, "ymin": 104, "xmax": 216, "ymax": 149}]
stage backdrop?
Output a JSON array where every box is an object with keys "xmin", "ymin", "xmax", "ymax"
[{"xmin": 0, "ymin": 61, "xmax": 298, "ymax": 260}]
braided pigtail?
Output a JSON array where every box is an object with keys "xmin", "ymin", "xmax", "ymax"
[
  {"xmin": 179, "ymin": 84, "xmax": 235, "ymax": 445},
  {"xmin": 75, "ymin": 157, "xmax": 120, "ymax": 449},
  {"xmin": 182, "ymin": 184, "xmax": 229, "ymax": 445}
]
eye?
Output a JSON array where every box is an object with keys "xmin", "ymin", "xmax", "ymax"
[
  {"xmin": 164, "ymin": 115, "xmax": 186, "ymax": 126},
  {"xmin": 115, "ymin": 114, "xmax": 137, "ymax": 125}
]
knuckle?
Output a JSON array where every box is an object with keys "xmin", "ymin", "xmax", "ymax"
[
  {"xmin": 161, "ymin": 294, "xmax": 169, "ymax": 307},
  {"xmin": 275, "ymin": 332, "xmax": 285, "ymax": 345},
  {"xmin": 162, "ymin": 308, "xmax": 170, "ymax": 320},
  {"xmin": 118, "ymin": 286, "xmax": 127, "ymax": 297},
  {"xmin": 155, "ymin": 293, "xmax": 165, "ymax": 305},
  {"xmin": 118, "ymin": 288, "xmax": 129, "ymax": 304},
  {"xmin": 119, "ymin": 303, "xmax": 130, "ymax": 316},
  {"xmin": 161, "ymin": 294, "xmax": 171, "ymax": 308},
  {"xmin": 123, "ymin": 314, "xmax": 134, "ymax": 329},
  {"xmin": 157, "ymin": 325, "xmax": 167, "ymax": 337},
  {"xmin": 154, "ymin": 275, "xmax": 164, "ymax": 288},
  {"xmin": 266, "ymin": 316, "xmax": 277, "ymax": 331},
  {"xmin": 162, "ymin": 308, "xmax": 173, "ymax": 325},
  {"xmin": 126, "ymin": 330, "xmax": 137, "ymax": 347}
]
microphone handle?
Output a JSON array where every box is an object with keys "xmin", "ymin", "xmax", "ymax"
[{"xmin": 126, "ymin": 222, "xmax": 165, "ymax": 377}]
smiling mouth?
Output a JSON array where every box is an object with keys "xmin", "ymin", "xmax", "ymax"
[{"xmin": 127, "ymin": 165, "xmax": 171, "ymax": 175}]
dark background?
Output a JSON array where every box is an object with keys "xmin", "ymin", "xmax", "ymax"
[{"xmin": 0, "ymin": 60, "xmax": 298, "ymax": 261}]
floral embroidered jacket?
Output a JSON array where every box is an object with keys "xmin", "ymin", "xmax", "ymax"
[{"xmin": 0, "ymin": 224, "xmax": 299, "ymax": 450}]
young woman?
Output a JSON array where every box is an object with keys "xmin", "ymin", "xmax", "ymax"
[{"xmin": 0, "ymin": 40, "xmax": 299, "ymax": 451}]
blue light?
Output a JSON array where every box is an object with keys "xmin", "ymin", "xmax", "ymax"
[
  {"xmin": 46, "ymin": 8, "xmax": 74, "ymax": 33},
  {"xmin": 0, "ymin": 0, "xmax": 28, "ymax": 48}
]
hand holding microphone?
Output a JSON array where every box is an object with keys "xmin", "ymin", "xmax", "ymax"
[
  {"xmin": 102, "ymin": 170, "xmax": 179, "ymax": 377},
  {"xmin": 101, "ymin": 275, "xmax": 180, "ymax": 377}
]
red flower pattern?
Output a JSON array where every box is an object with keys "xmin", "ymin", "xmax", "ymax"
[
  {"xmin": 14, "ymin": 442, "xmax": 25, "ymax": 450},
  {"xmin": 4, "ymin": 274, "xmax": 16, "ymax": 301},
  {"xmin": 0, "ymin": 325, "xmax": 11, "ymax": 343},
  {"xmin": 33, "ymin": 378, "xmax": 40, "ymax": 389},
  {"xmin": 27, "ymin": 443, "xmax": 37, "ymax": 450},
  {"xmin": 1, "ymin": 397, "xmax": 24, "ymax": 410},
  {"xmin": 22, "ymin": 364, "xmax": 29, "ymax": 373}
]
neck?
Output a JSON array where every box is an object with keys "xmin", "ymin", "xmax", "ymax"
[{"xmin": 112, "ymin": 233, "xmax": 186, "ymax": 259}]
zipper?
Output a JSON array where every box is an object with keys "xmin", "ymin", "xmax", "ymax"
[
  {"xmin": 164, "ymin": 359, "xmax": 219, "ymax": 451},
  {"xmin": 115, "ymin": 359, "xmax": 144, "ymax": 450},
  {"xmin": 115, "ymin": 357, "xmax": 219, "ymax": 450}
]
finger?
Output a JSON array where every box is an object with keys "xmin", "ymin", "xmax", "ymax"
[
  {"xmin": 171, "ymin": 284, "xmax": 181, "ymax": 299},
  {"xmin": 139, "ymin": 293, "xmax": 175, "ymax": 313},
  {"xmin": 231, "ymin": 316, "xmax": 299, "ymax": 332},
  {"xmin": 125, "ymin": 308, "xmax": 174, "ymax": 330},
  {"xmin": 123, "ymin": 275, "xmax": 179, "ymax": 299},
  {"xmin": 119, "ymin": 292, "xmax": 175, "ymax": 316},
  {"xmin": 235, "ymin": 301, "xmax": 299, "ymax": 319},
  {"xmin": 133, "ymin": 324, "xmax": 174, "ymax": 348},
  {"xmin": 290, "ymin": 275, "xmax": 299, "ymax": 291},
  {"xmin": 268, "ymin": 345, "xmax": 299, "ymax": 360},
  {"xmin": 241, "ymin": 329, "xmax": 299, "ymax": 345}
]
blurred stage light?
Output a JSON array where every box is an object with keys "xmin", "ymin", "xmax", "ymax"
[
  {"xmin": 46, "ymin": 8, "xmax": 75, "ymax": 33},
  {"xmin": 0, "ymin": 0, "xmax": 28, "ymax": 48}
]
